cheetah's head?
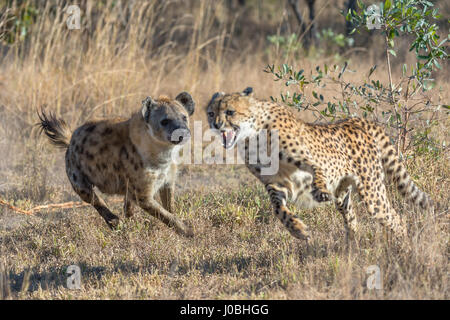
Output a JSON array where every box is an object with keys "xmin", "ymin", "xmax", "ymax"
[
  {"xmin": 141, "ymin": 92, "xmax": 195, "ymax": 145},
  {"xmin": 206, "ymin": 87, "xmax": 256, "ymax": 149}
]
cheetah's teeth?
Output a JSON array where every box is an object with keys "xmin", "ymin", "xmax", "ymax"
[{"xmin": 221, "ymin": 130, "xmax": 235, "ymax": 149}]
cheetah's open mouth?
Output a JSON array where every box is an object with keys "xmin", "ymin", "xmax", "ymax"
[{"xmin": 221, "ymin": 128, "xmax": 238, "ymax": 149}]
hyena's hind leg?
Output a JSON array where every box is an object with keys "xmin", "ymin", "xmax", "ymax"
[
  {"xmin": 69, "ymin": 171, "xmax": 120, "ymax": 229},
  {"xmin": 266, "ymin": 183, "xmax": 310, "ymax": 240}
]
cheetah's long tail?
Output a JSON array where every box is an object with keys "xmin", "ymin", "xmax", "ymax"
[
  {"xmin": 375, "ymin": 128, "xmax": 435, "ymax": 211},
  {"xmin": 37, "ymin": 109, "xmax": 72, "ymax": 148}
]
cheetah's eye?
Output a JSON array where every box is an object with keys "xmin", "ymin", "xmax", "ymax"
[
  {"xmin": 182, "ymin": 115, "xmax": 187, "ymax": 122},
  {"xmin": 226, "ymin": 110, "xmax": 235, "ymax": 116},
  {"xmin": 160, "ymin": 119, "xmax": 170, "ymax": 126},
  {"xmin": 208, "ymin": 112, "xmax": 214, "ymax": 118}
]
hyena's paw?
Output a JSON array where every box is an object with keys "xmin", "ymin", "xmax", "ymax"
[
  {"xmin": 106, "ymin": 216, "xmax": 120, "ymax": 230},
  {"xmin": 312, "ymin": 188, "xmax": 332, "ymax": 202},
  {"xmin": 179, "ymin": 220, "xmax": 195, "ymax": 238},
  {"xmin": 124, "ymin": 205, "xmax": 135, "ymax": 218},
  {"xmin": 288, "ymin": 217, "xmax": 310, "ymax": 241}
]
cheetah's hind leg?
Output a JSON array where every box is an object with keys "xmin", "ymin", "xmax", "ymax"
[
  {"xmin": 334, "ymin": 185, "xmax": 358, "ymax": 243},
  {"xmin": 356, "ymin": 174, "xmax": 407, "ymax": 242}
]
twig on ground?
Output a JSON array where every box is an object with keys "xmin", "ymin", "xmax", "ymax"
[{"xmin": 0, "ymin": 198, "xmax": 122, "ymax": 216}]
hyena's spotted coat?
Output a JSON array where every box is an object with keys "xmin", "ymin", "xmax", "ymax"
[{"xmin": 38, "ymin": 92, "xmax": 195, "ymax": 236}]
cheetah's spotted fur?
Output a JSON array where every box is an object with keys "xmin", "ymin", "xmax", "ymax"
[{"xmin": 206, "ymin": 87, "xmax": 435, "ymax": 241}]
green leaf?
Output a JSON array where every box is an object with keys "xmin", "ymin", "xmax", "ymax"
[
  {"xmin": 384, "ymin": 0, "xmax": 392, "ymax": 11},
  {"xmin": 338, "ymin": 62, "xmax": 348, "ymax": 79},
  {"xmin": 388, "ymin": 28, "xmax": 395, "ymax": 40},
  {"xmin": 388, "ymin": 49, "xmax": 397, "ymax": 57},
  {"xmin": 433, "ymin": 60, "xmax": 442, "ymax": 69},
  {"xmin": 357, "ymin": 0, "xmax": 363, "ymax": 10},
  {"xmin": 423, "ymin": 80, "xmax": 436, "ymax": 90},
  {"xmin": 368, "ymin": 65, "xmax": 377, "ymax": 78}
]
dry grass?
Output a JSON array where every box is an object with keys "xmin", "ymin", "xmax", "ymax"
[{"xmin": 0, "ymin": 0, "xmax": 448, "ymax": 299}]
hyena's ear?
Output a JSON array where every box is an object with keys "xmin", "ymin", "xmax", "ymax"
[
  {"xmin": 141, "ymin": 96, "xmax": 156, "ymax": 122},
  {"xmin": 176, "ymin": 92, "xmax": 195, "ymax": 116},
  {"xmin": 242, "ymin": 87, "xmax": 253, "ymax": 96}
]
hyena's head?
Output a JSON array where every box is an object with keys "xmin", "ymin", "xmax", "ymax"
[
  {"xmin": 206, "ymin": 87, "xmax": 256, "ymax": 149},
  {"xmin": 141, "ymin": 92, "xmax": 195, "ymax": 145}
]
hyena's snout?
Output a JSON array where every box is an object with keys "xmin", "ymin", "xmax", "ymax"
[{"xmin": 168, "ymin": 123, "xmax": 191, "ymax": 145}]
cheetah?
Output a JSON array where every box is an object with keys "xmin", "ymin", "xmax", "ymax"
[
  {"xmin": 38, "ymin": 92, "xmax": 195, "ymax": 236},
  {"xmin": 206, "ymin": 87, "xmax": 435, "ymax": 241}
]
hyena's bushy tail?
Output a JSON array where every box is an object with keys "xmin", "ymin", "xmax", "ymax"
[
  {"xmin": 37, "ymin": 109, "xmax": 72, "ymax": 148},
  {"xmin": 374, "ymin": 125, "xmax": 435, "ymax": 210}
]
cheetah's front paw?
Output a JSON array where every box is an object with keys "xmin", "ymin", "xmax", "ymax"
[
  {"xmin": 289, "ymin": 218, "xmax": 310, "ymax": 241},
  {"xmin": 312, "ymin": 188, "xmax": 332, "ymax": 202}
]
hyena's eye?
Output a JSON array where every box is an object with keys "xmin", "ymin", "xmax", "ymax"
[
  {"xmin": 160, "ymin": 119, "xmax": 170, "ymax": 126},
  {"xmin": 225, "ymin": 110, "xmax": 235, "ymax": 116},
  {"xmin": 208, "ymin": 112, "xmax": 214, "ymax": 118}
]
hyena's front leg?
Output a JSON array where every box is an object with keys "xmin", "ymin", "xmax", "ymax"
[
  {"xmin": 159, "ymin": 182, "xmax": 175, "ymax": 213},
  {"xmin": 160, "ymin": 164, "xmax": 177, "ymax": 212},
  {"xmin": 123, "ymin": 197, "xmax": 135, "ymax": 218},
  {"xmin": 265, "ymin": 183, "xmax": 310, "ymax": 240},
  {"xmin": 123, "ymin": 179, "xmax": 136, "ymax": 218},
  {"xmin": 136, "ymin": 195, "xmax": 193, "ymax": 237}
]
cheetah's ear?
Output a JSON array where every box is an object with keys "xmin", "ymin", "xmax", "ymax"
[
  {"xmin": 242, "ymin": 87, "xmax": 253, "ymax": 96},
  {"xmin": 211, "ymin": 91, "xmax": 225, "ymax": 102},
  {"xmin": 176, "ymin": 92, "xmax": 195, "ymax": 116},
  {"xmin": 141, "ymin": 96, "xmax": 156, "ymax": 122}
]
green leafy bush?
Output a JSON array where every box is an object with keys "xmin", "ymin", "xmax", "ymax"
[{"xmin": 266, "ymin": 0, "xmax": 448, "ymax": 157}]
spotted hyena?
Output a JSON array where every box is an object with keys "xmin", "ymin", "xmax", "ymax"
[{"xmin": 38, "ymin": 92, "xmax": 195, "ymax": 236}]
